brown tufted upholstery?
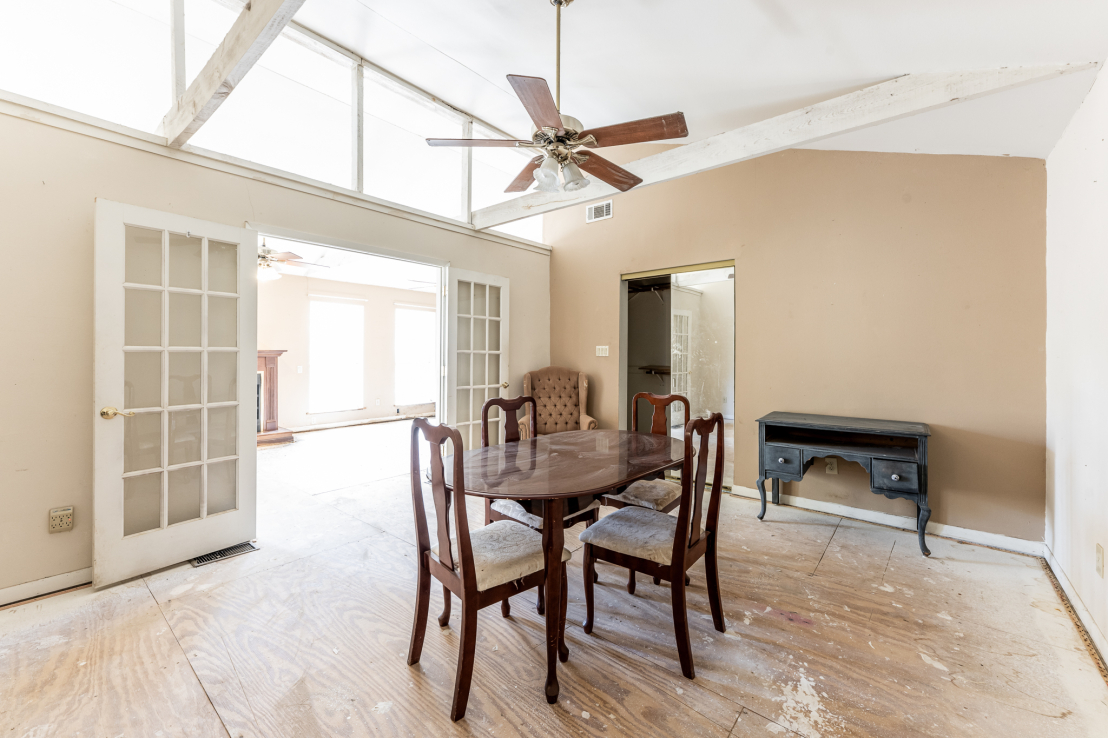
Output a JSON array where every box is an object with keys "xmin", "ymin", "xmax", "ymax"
[{"xmin": 519, "ymin": 366, "xmax": 598, "ymax": 437}]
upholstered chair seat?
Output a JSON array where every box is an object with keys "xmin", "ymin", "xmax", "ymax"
[
  {"xmin": 432, "ymin": 520, "xmax": 571, "ymax": 592},
  {"xmin": 520, "ymin": 366, "xmax": 597, "ymax": 437},
  {"xmin": 605, "ymin": 479, "xmax": 682, "ymax": 512},
  {"xmin": 491, "ymin": 499, "xmax": 601, "ymax": 529},
  {"xmin": 579, "ymin": 506, "xmax": 680, "ymax": 565}
]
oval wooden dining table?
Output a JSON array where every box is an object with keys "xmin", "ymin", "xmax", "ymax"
[{"xmin": 444, "ymin": 428, "xmax": 685, "ymax": 704}]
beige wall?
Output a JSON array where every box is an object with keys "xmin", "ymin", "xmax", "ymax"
[
  {"xmin": 258, "ymin": 276, "xmax": 436, "ymax": 430},
  {"xmin": 0, "ymin": 112, "xmax": 550, "ymax": 592},
  {"xmin": 547, "ymin": 147, "xmax": 1046, "ymax": 540},
  {"xmin": 1045, "ymin": 65, "xmax": 1108, "ymax": 647}
]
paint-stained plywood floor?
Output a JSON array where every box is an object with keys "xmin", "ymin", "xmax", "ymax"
[{"xmin": 3, "ymin": 422, "xmax": 1107, "ymax": 737}]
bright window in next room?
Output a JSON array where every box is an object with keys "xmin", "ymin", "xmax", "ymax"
[
  {"xmin": 309, "ymin": 300, "xmax": 365, "ymax": 413},
  {"xmin": 394, "ymin": 307, "xmax": 438, "ymax": 406}
]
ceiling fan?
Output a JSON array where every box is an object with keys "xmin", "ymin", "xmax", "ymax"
[
  {"xmin": 257, "ymin": 241, "xmax": 329, "ymax": 282},
  {"xmin": 426, "ymin": 0, "xmax": 687, "ymax": 194}
]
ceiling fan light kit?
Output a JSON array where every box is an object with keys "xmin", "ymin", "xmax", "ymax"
[{"xmin": 425, "ymin": 0, "xmax": 688, "ymax": 197}]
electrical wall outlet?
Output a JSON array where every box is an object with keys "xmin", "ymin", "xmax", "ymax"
[
  {"xmin": 49, "ymin": 506, "xmax": 74, "ymax": 533},
  {"xmin": 596, "ymin": 346, "xmax": 609, "ymax": 357},
  {"xmin": 1097, "ymin": 543, "xmax": 1104, "ymax": 578},
  {"xmin": 825, "ymin": 458, "xmax": 838, "ymax": 475}
]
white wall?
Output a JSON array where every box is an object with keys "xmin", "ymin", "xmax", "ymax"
[
  {"xmin": 0, "ymin": 111, "xmax": 550, "ymax": 593},
  {"xmin": 258, "ymin": 276, "xmax": 436, "ymax": 429},
  {"xmin": 1046, "ymin": 64, "xmax": 1108, "ymax": 649}
]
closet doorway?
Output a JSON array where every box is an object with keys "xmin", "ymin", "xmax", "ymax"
[{"xmin": 622, "ymin": 261, "xmax": 735, "ymax": 487}]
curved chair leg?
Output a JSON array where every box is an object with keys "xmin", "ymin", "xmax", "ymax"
[
  {"xmin": 582, "ymin": 544, "xmax": 596, "ymax": 634},
  {"xmin": 537, "ymin": 584, "xmax": 545, "ymax": 615},
  {"xmin": 627, "ymin": 569, "xmax": 636, "ymax": 594},
  {"xmin": 653, "ymin": 576, "xmax": 661, "ymax": 586},
  {"xmin": 685, "ymin": 573, "xmax": 692, "ymax": 587},
  {"xmin": 670, "ymin": 571, "xmax": 695, "ymax": 679},
  {"xmin": 449, "ymin": 599, "xmax": 478, "ymax": 722},
  {"xmin": 437, "ymin": 584, "xmax": 452, "ymax": 627},
  {"xmin": 705, "ymin": 538, "xmax": 725, "ymax": 633},
  {"xmin": 558, "ymin": 563, "xmax": 569, "ymax": 663},
  {"xmin": 501, "ymin": 597, "xmax": 511, "ymax": 618},
  {"xmin": 406, "ymin": 555, "xmax": 431, "ymax": 665}
]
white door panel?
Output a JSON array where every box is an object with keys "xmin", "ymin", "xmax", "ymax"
[
  {"xmin": 94, "ymin": 199, "xmax": 257, "ymax": 587},
  {"xmin": 446, "ymin": 268, "xmax": 509, "ymax": 451}
]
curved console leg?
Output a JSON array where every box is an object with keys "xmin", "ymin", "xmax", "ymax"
[
  {"xmin": 756, "ymin": 477, "xmax": 767, "ymax": 520},
  {"xmin": 917, "ymin": 503, "xmax": 932, "ymax": 557}
]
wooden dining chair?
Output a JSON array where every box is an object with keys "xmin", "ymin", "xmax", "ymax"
[
  {"xmin": 579, "ymin": 413, "xmax": 727, "ymax": 680},
  {"xmin": 481, "ymin": 396, "xmax": 600, "ymax": 613},
  {"xmin": 604, "ymin": 392, "xmax": 691, "ymax": 592},
  {"xmin": 406, "ymin": 418, "xmax": 570, "ymax": 722}
]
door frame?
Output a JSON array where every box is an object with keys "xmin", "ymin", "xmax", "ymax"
[{"xmin": 245, "ymin": 223, "xmax": 451, "ymax": 425}]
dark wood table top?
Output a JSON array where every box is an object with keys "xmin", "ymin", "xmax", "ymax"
[
  {"xmin": 756, "ymin": 411, "xmax": 931, "ymax": 437},
  {"xmin": 444, "ymin": 429, "xmax": 685, "ymax": 500}
]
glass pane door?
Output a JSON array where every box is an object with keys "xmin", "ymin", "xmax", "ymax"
[
  {"xmin": 448, "ymin": 270, "xmax": 509, "ymax": 451},
  {"xmin": 95, "ymin": 200, "xmax": 257, "ymax": 588},
  {"xmin": 122, "ymin": 227, "xmax": 241, "ymax": 534}
]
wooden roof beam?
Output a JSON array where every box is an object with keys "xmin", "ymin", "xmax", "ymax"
[
  {"xmin": 160, "ymin": 0, "xmax": 307, "ymax": 147},
  {"xmin": 471, "ymin": 63, "xmax": 1098, "ymax": 230}
]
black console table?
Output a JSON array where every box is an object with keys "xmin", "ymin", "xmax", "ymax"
[{"xmin": 755, "ymin": 412, "xmax": 932, "ymax": 555}]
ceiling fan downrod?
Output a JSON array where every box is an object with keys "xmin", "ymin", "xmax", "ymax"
[{"xmin": 551, "ymin": 0, "xmax": 574, "ymax": 110}]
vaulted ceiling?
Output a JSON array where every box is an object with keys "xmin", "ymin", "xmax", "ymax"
[{"xmin": 295, "ymin": 0, "xmax": 1108, "ymax": 159}]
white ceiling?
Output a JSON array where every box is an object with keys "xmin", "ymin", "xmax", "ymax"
[
  {"xmin": 294, "ymin": 0, "xmax": 1108, "ymax": 159},
  {"xmin": 265, "ymin": 237, "xmax": 439, "ymax": 291}
]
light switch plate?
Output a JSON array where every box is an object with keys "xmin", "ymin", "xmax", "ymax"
[
  {"xmin": 50, "ymin": 506, "xmax": 74, "ymax": 533},
  {"xmin": 596, "ymin": 346, "xmax": 609, "ymax": 357},
  {"xmin": 1097, "ymin": 543, "xmax": 1104, "ymax": 578},
  {"xmin": 825, "ymin": 458, "xmax": 838, "ymax": 475}
]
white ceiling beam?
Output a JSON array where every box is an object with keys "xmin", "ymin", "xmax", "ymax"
[
  {"xmin": 471, "ymin": 63, "xmax": 1098, "ymax": 230},
  {"xmin": 161, "ymin": 0, "xmax": 307, "ymax": 147}
]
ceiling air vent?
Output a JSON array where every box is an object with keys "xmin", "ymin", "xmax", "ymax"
[{"xmin": 586, "ymin": 200, "xmax": 613, "ymax": 223}]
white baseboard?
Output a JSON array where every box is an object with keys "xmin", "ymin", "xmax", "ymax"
[
  {"xmin": 0, "ymin": 567, "xmax": 92, "ymax": 608},
  {"xmin": 731, "ymin": 486, "xmax": 1045, "ymax": 557},
  {"xmin": 1044, "ymin": 545, "xmax": 1108, "ymax": 663}
]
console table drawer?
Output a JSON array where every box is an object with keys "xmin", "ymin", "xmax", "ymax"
[
  {"xmin": 872, "ymin": 459, "xmax": 919, "ymax": 494},
  {"xmin": 765, "ymin": 445, "xmax": 802, "ymax": 475}
]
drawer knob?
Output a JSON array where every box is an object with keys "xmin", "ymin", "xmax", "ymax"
[
  {"xmin": 891, "ymin": 474, "xmax": 901, "ymax": 482},
  {"xmin": 778, "ymin": 458, "xmax": 785, "ymax": 464}
]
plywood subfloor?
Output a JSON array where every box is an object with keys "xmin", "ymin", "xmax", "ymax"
[{"xmin": 3, "ymin": 423, "xmax": 1107, "ymax": 737}]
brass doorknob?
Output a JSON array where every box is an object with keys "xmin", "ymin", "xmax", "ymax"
[
  {"xmin": 100, "ymin": 407, "xmax": 136, "ymax": 419},
  {"xmin": 500, "ymin": 382, "xmax": 509, "ymax": 388}
]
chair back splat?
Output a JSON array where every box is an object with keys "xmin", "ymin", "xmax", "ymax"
[
  {"xmin": 481, "ymin": 396, "xmax": 537, "ymax": 447},
  {"xmin": 410, "ymin": 418, "xmax": 475, "ymax": 591},
  {"xmin": 632, "ymin": 392, "xmax": 691, "ymax": 436},
  {"xmin": 673, "ymin": 413, "xmax": 725, "ymax": 559}
]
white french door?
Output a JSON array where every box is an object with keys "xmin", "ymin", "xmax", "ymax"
[
  {"xmin": 93, "ymin": 200, "xmax": 257, "ymax": 587},
  {"xmin": 446, "ymin": 269, "xmax": 509, "ymax": 450},
  {"xmin": 671, "ymin": 310, "xmax": 691, "ymax": 428}
]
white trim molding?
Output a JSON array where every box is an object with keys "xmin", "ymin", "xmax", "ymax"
[
  {"xmin": 0, "ymin": 568, "xmax": 92, "ymax": 609},
  {"xmin": 731, "ymin": 486, "xmax": 1045, "ymax": 557},
  {"xmin": 1044, "ymin": 546, "xmax": 1108, "ymax": 663}
]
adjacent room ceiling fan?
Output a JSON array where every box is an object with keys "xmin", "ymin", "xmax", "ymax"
[
  {"xmin": 426, "ymin": 0, "xmax": 688, "ymax": 194},
  {"xmin": 257, "ymin": 241, "xmax": 329, "ymax": 282}
]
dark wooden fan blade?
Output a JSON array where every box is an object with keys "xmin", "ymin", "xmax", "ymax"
[
  {"xmin": 268, "ymin": 251, "xmax": 302, "ymax": 261},
  {"xmin": 506, "ymin": 75, "xmax": 563, "ymax": 131},
  {"xmin": 505, "ymin": 156, "xmax": 544, "ymax": 193},
  {"xmin": 577, "ymin": 152, "xmax": 643, "ymax": 192},
  {"xmin": 579, "ymin": 112, "xmax": 688, "ymax": 148},
  {"xmin": 426, "ymin": 138, "xmax": 531, "ymax": 147}
]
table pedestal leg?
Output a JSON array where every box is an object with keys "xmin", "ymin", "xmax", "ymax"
[{"xmin": 542, "ymin": 498, "xmax": 564, "ymax": 704}]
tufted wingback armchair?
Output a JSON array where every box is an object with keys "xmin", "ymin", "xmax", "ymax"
[{"xmin": 519, "ymin": 366, "xmax": 598, "ymax": 438}]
